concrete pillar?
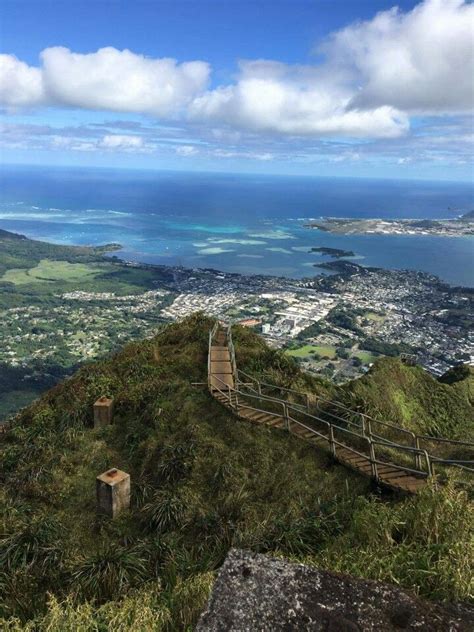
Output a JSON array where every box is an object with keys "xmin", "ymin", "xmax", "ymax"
[
  {"xmin": 96, "ymin": 468, "xmax": 130, "ymax": 518},
  {"xmin": 94, "ymin": 396, "xmax": 114, "ymax": 428}
]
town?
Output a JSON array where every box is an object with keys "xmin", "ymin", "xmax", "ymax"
[{"xmin": 1, "ymin": 260, "xmax": 471, "ymax": 417}]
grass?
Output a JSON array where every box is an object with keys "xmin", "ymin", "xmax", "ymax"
[
  {"xmin": 285, "ymin": 344, "xmax": 336, "ymax": 359},
  {"xmin": 0, "ymin": 315, "xmax": 368, "ymax": 627},
  {"xmin": 352, "ymin": 350, "xmax": 378, "ymax": 364},
  {"xmin": 1, "ymin": 259, "xmax": 105, "ymax": 286},
  {"xmin": 337, "ymin": 357, "xmax": 474, "ymax": 440},
  {"xmin": 0, "ymin": 316, "xmax": 472, "ymax": 629},
  {"xmin": 364, "ymin": 311, "xmax": 385, "ymax": 323}
]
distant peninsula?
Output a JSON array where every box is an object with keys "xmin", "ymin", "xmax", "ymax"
[
  {"xmin": 304, "ymin": 210, "xmax": 474, "ymax": 237},
  {"xmin": 311, "ymin": 246, "xmax": 355, "ymax": 258}
]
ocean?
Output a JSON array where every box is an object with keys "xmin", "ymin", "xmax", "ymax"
[{"xmin": 0, "ymin": 165, "xmax": 473, "ymax": 286}]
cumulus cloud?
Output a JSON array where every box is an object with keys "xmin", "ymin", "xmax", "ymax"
[
  {"xmin": 326, "ymin": 0, "xmax": 474, "ymax": 113},
  {"xmin": 0, "ymin": 0, "xmax": 472, "ymax": 146},
  {"xmin": 0, "ymin": 54, "xmax": 45, "ymax": 107},
  {"xmin": 0, "ymin": 47, "xmax": 210, "ymax": 115},
  {"xmin": 190, "ymin": 0, "xmax": 473, "ymax": 137},
  {"xmin": 190, "ymin": 60, "xmax": 408, "ymax": 138}
]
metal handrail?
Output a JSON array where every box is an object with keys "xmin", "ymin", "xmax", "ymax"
[
  {"xmin": 249, "ymin": 369, "xmax": 421, "ymax": 444},
  {"xmin": 208, "ymin": 325, "xmax": 474, "ymax": 482},
  {"xmin": 236, "ymin": 356, "xmax": 473, "ymax": 467},
  {"xmin": 418, "ymin": 435, "xmax": 474, "ymax": 448}
]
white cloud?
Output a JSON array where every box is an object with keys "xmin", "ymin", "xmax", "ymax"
[
  {"xmin": 100, "ymin": 134, "xmax": 143, "ymax": 149},
  {"xmin": 175, "ymin": 144, "xmax": 199, "ymax": 156},
  {"xmin": 0, "ymin": 54, "xmax": 45, "ymax": 107},
  {"xmin": 213, "ymin": 147, "xmax": 276, "ymax": 160},
  {"xmin": 48, "ymin": 133, "xmax": 150, "ymax": 153},
  {"xmin": 326, "ymin": 0, "xmax": 474, "ymax": 113},
  {"xmin": 0, "ymin": 47, "xmax": 210, "ymax": 116},
  {"xmin": 190, "ymin": 60, "xmax": 408, "ymax": 138},
  {"xmin": 0, "ymin": 1, "xmax": 472, "ymax": 147},
  {"xmin": 190, "ymin": 0, "xmax": 473, "ymax": 137}
]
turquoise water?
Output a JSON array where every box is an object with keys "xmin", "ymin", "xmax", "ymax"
[{"xmin": 0, "ymin": 165, "xmax": 473, "ymax": 286}]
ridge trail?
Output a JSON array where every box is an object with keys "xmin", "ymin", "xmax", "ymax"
[{"xmin": 208, "ymin": 322, "xmax": 473, "ymax": 494}]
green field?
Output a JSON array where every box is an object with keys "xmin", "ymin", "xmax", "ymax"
[
  {"xmin": 1, "ymin": 258, "xmax": 104, "ymax": 285},
  {"xmin": 364, "ymin": 311, "xmax": 386, "ymax": 322},
  {"xmin": 286, "ymin": 344, "xmax": 336, "ymax": 359},
  {"xmin": 353, "ymin": 350, "xmax": 378, "ymax": 364}
]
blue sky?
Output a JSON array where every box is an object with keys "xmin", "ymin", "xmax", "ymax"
[{"xmin": 1, "ymin": 0, "xmax": 473, "ymax": 180}]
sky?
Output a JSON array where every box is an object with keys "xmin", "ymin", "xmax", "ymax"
[{"xmin": 0, "ymin": 0, "xmax": 473, "ymax": 180}]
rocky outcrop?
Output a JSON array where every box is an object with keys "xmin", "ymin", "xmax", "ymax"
[{"xmin": 197, "ymin": 549, "xmax": 473, "ymax": 631}]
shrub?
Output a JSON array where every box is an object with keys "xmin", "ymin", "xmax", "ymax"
[
  {"xmin": 70, "ymin": 544, "xmax": 148, "ymax": 602},
  {"xmin": 142, "ymin": 491, "xmax": 186, "ymax": 533}
]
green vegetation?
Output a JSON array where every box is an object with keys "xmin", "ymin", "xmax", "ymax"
[
  {"xmin": 1, "ymin": 316, "xmax": 473, "ymax": 630},
  {"xmin": 0, "ymin": 230, "xmax": 176, "ymax": 420},
  {"xmin": 326, "ymin": 306, "xmax": 364, "ymax": 334},
  {"xmin": 337, "ymin": 357, "xmax": 474, "ymax": 439},
  {"xmin": 361, "ymin": 337, "xmax": 414, "ymax": 357},
  {"xmin": 285, "ymin": 344, "xmax": 336, "ymax": 359},
  {"xmin": 0, "ymin": 229, "xmax": 172, "ymax": 308},
  {"xmin": 363, "ymin": 311, "xmax": 385, "ymax": 323},
  {"xmin": 296, "ymin": 321, "xmax": 324, "ymax": 340},
  {"xmin": 352, "ymin": 350, "xmax": 377, "ymax": 364},
  {"xmin": 1, "ymin": 259, "xmax": 105, "ymax": 286}
]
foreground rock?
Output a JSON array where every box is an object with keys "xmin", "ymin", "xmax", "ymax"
[{"xmin": 197, "ymin": 549, "xmax": 473, "ymax": 631}]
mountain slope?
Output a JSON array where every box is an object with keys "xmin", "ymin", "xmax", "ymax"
[
  {"xmin": 336, "ymin": 357, "xmax": 473, "ymax": 439},
  {"xmin": 1, "ymin": 315, "xmax": 472, "ymax": 630}
]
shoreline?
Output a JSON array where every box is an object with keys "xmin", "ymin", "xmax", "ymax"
[{"xmin": 0, "ymin": 223, "xmax": 474, "ymax": 292}]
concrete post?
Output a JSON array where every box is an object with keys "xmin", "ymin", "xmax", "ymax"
[
  {"xmin": 94, "ymin": 396, "xmax": 114, "ymax": 428},
  {"xmin": 96, "ymin": 468, "xmax": 130, "ymax": 518}
]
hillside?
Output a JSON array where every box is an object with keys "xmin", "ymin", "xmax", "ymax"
[
  {"xmin": 1, "ymin": 315, "xmax": 473, "ymax": 630},
  {"xmin": 232, "ymin": 323, "xmax": 473, "ymax": 441},
  {"xmin": 336, "ymin": 357, "xmax": 474, "ymax": 439},
  {"xmin": 0, "ymin": 229, "xmax": 167, "ymax": 305},
  {"xmin": 0, "ymin": 229, "xmax": 176, "ymax": 421}
]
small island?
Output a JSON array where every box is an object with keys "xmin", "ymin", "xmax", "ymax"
[{"xmin": 311, "ymin": 246, "xmax": 355, "ymax": 258}]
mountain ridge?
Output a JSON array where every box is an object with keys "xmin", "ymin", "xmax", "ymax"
[{"xmin": 1, "ymin": 315, "xmax": 472, "ymax": 629}]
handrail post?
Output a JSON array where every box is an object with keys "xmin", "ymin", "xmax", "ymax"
[
  {"xmin": 329, "ymin": 424, "xmax": 336, "ymax": 457},
  {"xmin": 306, "ymin": 393, "xmax": 310, "ymax": 412},
  {"xmin": 366, "ymin": 418, "xmax": 372, "ymax": 438},
  {"xmin": 423, "ymin": 450, "xmax": 433, "ymax": 478},
  {"xmin": 414, "ymin": 435, "xmax": 421, "ymax": 471},
  {"xmin": 369, "ymin": 439, "xmax": 378, "ymax": 481},
  {"xmin": 283, "ymin": 403, "xmax": 290, "ymax": 431}
]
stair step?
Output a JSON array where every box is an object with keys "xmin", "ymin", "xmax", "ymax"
[
  {"xmin": 377, "ymin": 467, "xmax": 409, "ymax": 478},
  {"xmin": 211, "ymin": 361, "xmax": 233, "ymax": 374},
  {"xmin": 267, "ymin": 417, "xmax": 285, "ymax": 427},
  {"xmin": 210, "ymin": 349, "xmax": 231, "ymax": 362},
  {"xmin": 210, "ymin": 373, "xmax": 234, "ymax": 390},
  {"xmin": 245, "ymin": 411, "xmax": 269, "ymax": 421}
]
